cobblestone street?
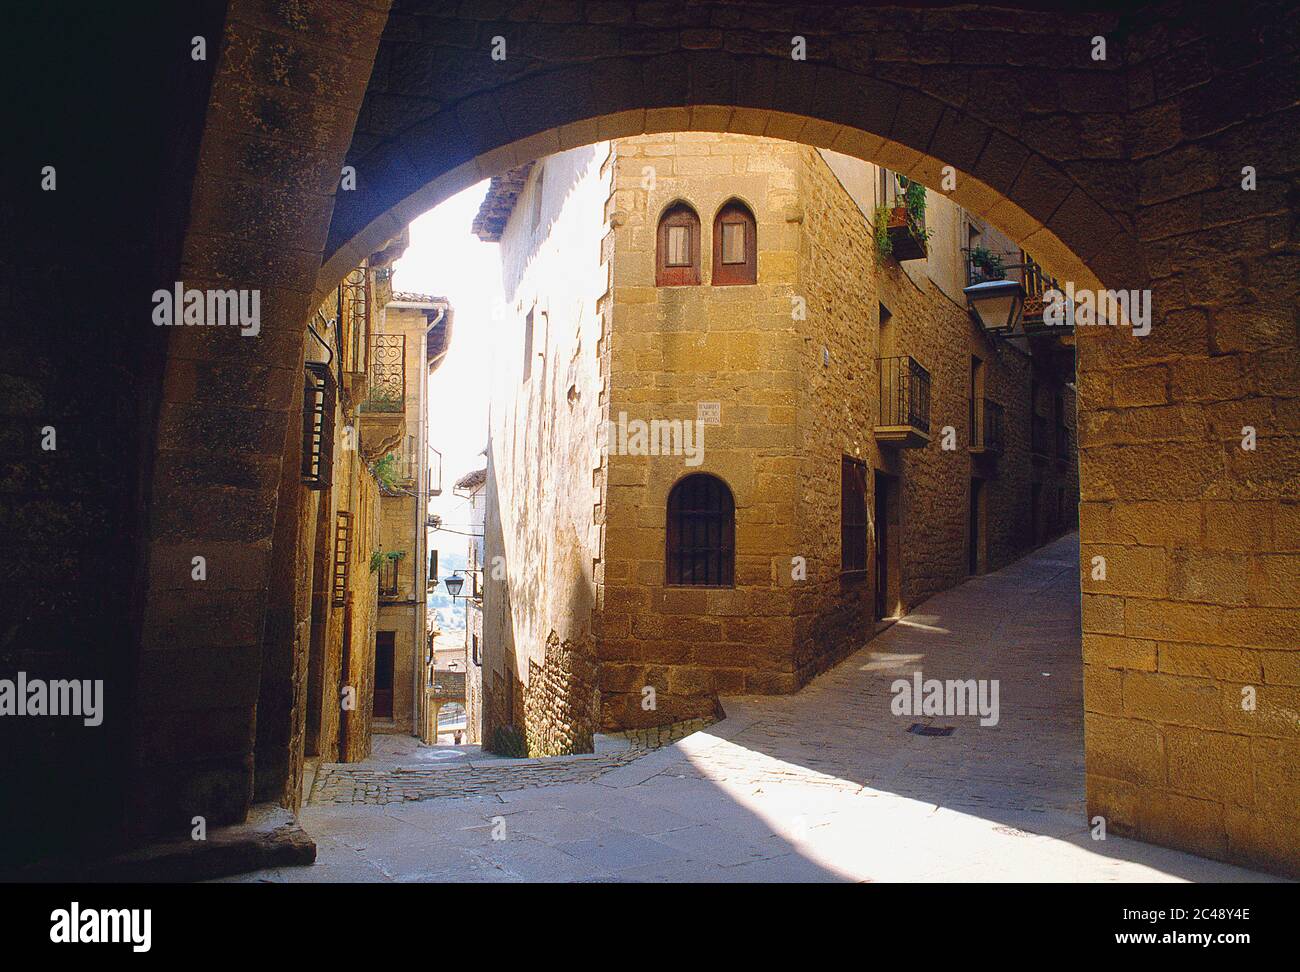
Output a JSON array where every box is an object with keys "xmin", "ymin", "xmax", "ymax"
[{"xmin": 227, "ymin": 535, "xmax": 1280, "ymax": 883}]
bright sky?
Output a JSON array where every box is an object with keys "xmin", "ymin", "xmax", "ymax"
[{"xmin": 390, "ymin": 180, "xmax": 499, "ymax": 544}]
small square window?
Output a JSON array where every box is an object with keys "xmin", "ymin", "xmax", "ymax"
[
  {"xmin": 666, "ymin": 225, "xmax": 690, "ymax": 266},
  {"xmin": 721, "ymin": 221, "xmax": 745, "ymax": 264}
]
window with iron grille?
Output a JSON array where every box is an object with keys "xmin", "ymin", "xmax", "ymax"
[
  {"xmin": 332, "ymin": 511, "xmax": 352, "ymax": 608},
  {"xmin": 878, "ymin": 355, "xmax": 930, "ymax": 432},
  {"xmin": 301, "ymin": 362, "xmax": 335, "ymax": 489},
  {"xmin": 841, "ymin": 457, "xmax": 868, "ymax": 573},
  {"xmin": 378, "ymin": 555, "xmax": 399, "ymax": 599},
  {"xmin": 982, "ymin": 399, "xmax": 1005, "ymax": 452},
  {"xmin": 665, "ymin": 474, "xmax": 735, "ymax": 587}
]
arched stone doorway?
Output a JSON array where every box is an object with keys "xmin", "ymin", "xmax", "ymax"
[{"xmin": 126, "ymin": 0, "xmax": 1298, "ymax": 877}]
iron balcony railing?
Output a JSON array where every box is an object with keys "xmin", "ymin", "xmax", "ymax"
[
  {"xmin": 971, "ymin": 398, "xmax": 1004, "ymax": 453},
  {"xmin": 366, "ymin": 334, "xmax": 405, "ymax": 412},
  {"xmin": 878, "ymin": 355, "xmax": 931, "ymax": 434},
  {"xmin": 428, "ymin": 446, "xmax": 442, "ymax": 496},
  {"xmin": 339, "ymin": 267, "xmax": 370, "ymax": 376}
]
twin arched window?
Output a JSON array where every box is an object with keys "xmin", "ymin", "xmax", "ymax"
[
  {"xmin": 656, "ymin": 203, "xmax": 700, "ymax": 286},
  {"xmin": 666, "ymin": 474, "xmax": 735, "ymax": 587},
  {"xmin": 655, "ymin": 201, "xmax": 756, "ymax": 287}
]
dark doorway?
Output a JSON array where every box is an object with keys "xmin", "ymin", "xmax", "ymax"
[
  {"xmin": 874, "ymin": 471, "xmax": 890, "ymax": 619},
  {"xmin": 374, "ymin": 632, "xmax": 395, "ymax": 718},
  {"xmin": 968, "ymin": 478, "xmax": 982, "ymax": 575}
]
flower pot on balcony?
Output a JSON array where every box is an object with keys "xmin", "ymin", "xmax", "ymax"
[{"xmin": 886, "ymin": 205, "xmax": 928, "ymax": 262}]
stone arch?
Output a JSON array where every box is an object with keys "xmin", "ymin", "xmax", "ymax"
[
  {"xmin": 129, "ymin": 0, "xmax": 1298, "ymax": 876},
  {"xmin": 319, "ymin": 91, "xmax": 1127, "ymax": 307}
]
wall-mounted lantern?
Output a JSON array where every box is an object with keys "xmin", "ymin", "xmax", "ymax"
[
  {"xmin": 444, "ymin": 568, "xmax": 483, "ymax": 600},
  {"xmin": 963, "ymin": 278, "xmax": 1025, "ymax": 336},
  {"xmin": 443, "ymin": 573, "xmax": 465, "ymax": 598}
]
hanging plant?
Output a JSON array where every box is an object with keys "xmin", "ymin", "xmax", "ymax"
[
  {"xmin": 873, "ymin": 204, "xmax": 894, "ymax": 264},
  {"xmin": 875, "ymin": 175, "xmax": 933, "ymax": 262},
  {"xmin": 369, "ymin": 548, "xmax": 406, "ymax": 573},
  {"xmin": 371, "ymin": 451, "xmax": 400, "ymax": 490},
  {"xmin": 897, "ymin": 176, "xmax": 934, "ymax": 244}
]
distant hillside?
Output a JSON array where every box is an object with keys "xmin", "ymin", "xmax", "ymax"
[{"xmin": 428, "ymin": 545, "xmax": 468, "ymax": 633}]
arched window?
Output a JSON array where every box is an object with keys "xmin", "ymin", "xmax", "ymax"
[
  {"xmin": 655, "ymin": 203, "xmax": 700, "ymax": 286},
  {"xmin": 712, "ymin": 200, "xmax": 756, "ymax": 285},
  {"xmin": 666, "ymin": 474, "xmax": 735, "ymax": 587}
]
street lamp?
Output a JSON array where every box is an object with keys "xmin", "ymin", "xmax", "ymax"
[
  {"xmin": 443, "ymin": 569, "xmax": 482, "ymax": 599},
  {"xmin": 963, "ymin": 278, "xmax": 1025, "ymax": 335}
]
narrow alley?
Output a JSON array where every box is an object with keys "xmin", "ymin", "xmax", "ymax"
[{"xmin": 226, "ymin": 535, "xmax": 1278, "ymax": 883}]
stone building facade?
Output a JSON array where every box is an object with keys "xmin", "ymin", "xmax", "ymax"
[
  {"xmin": 456, "ymin": 468, "xmax": 487, "ymax": 746},
  {"xmin": 370, "ymin": 294, "xmax": 450, "ymax": 740},
  {"xmin": 475, "ymin": 133, "xmax": 1079, "ymax": 747},
  {"xmin": 271, "ymin": 261, "xmax": 453, "ymax": 775}
]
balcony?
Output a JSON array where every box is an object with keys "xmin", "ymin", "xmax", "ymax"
[
  {"xmin": 428, "ymin": 446, "xmax": 442, "ymax": 497},
  {"xmin": 338, "ymin": 266, "xmax": 371, "ymax": 407},
  {"xmin": 885, "ymin": 205, "xmax": 928, "ymax": 262},
  {"xmin": 300, "ymin": 362, "xmax": 335, "ymax": 490},
  {"xmin": 965, "ymin": 249, "xmax": 1072, "ymax": 335},
  {"xmin": 365, "ymin": 334, "xmax": 405, "ymax": 412},
  {"xmin": 875, "ymin": 355, "xmax": 931, "ymax": 448},
  {"xmin": 970, "ymin": 398, "xmax": 1004, "ymax": 454},
  {"xmin": 358, "ymin": 333, "xmax": 406, "ymax": 460}
]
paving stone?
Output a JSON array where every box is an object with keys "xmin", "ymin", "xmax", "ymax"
[{"xmin": 234, "ymin": 537, "xmax": 1283, "ymax": 883}]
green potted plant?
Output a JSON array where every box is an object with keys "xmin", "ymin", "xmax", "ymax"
[
  {"xmin": 878, "ymin": 175, "xmax": 932, "ymax": 262},
  {"xmin": 371, "ymin": 451, "xmax": 401, "ymax": 491},
  {"xmin": 969, "ymin": 246, "xmax": 1006, "ymax": 282}
]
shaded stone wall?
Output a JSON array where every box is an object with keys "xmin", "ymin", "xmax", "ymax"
[
  {"xmin": 1070, "ymin": 2, "xmax": 1300, "ymax": 878},
  {"xmin": 524, "ymin": 632, "xmax": 600, "ymax": 756},
  {"xmin": 480, "ymin": 144, "xmax": 612, "ymax": 753},
  {"xmin": 341, "ymin": 469, "xmax": 379, "ymax": 764},
  {"xmin": 464, "ymin": 485, "xmax": 486, "ymax": 744},
  {"xmin": 0, "ymin": 1, "xmax": 226, "ymax": 866},
  {"xmin": 124, "ymin": 0, "xmax": 391, "ymax": 843}
]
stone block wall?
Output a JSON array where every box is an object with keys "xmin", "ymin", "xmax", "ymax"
[
  {"xmin": 524, "ymin": 632, "xmax": 601, "ymax": 756},
  {"xmin": 339, "ymin": 468, "xmax": 378, "ymax": 764},
  {"xmin": 480, "ymin": 144, "xmax": 612, "ymax": 754},
  {"xmin": 601, "ymin": 134, "xmax": 808, "ymax": 727},
  {"xmin": 376, "ymin": 484, "xmax": 418, "ymax": 731},
  {"xmin": 596, "ymin": 134, "xmax": 1081, "ymax": 724},
  {"xmin": 1070, "ymin": 4, "xmax": 1300, "ymax": 877}
]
